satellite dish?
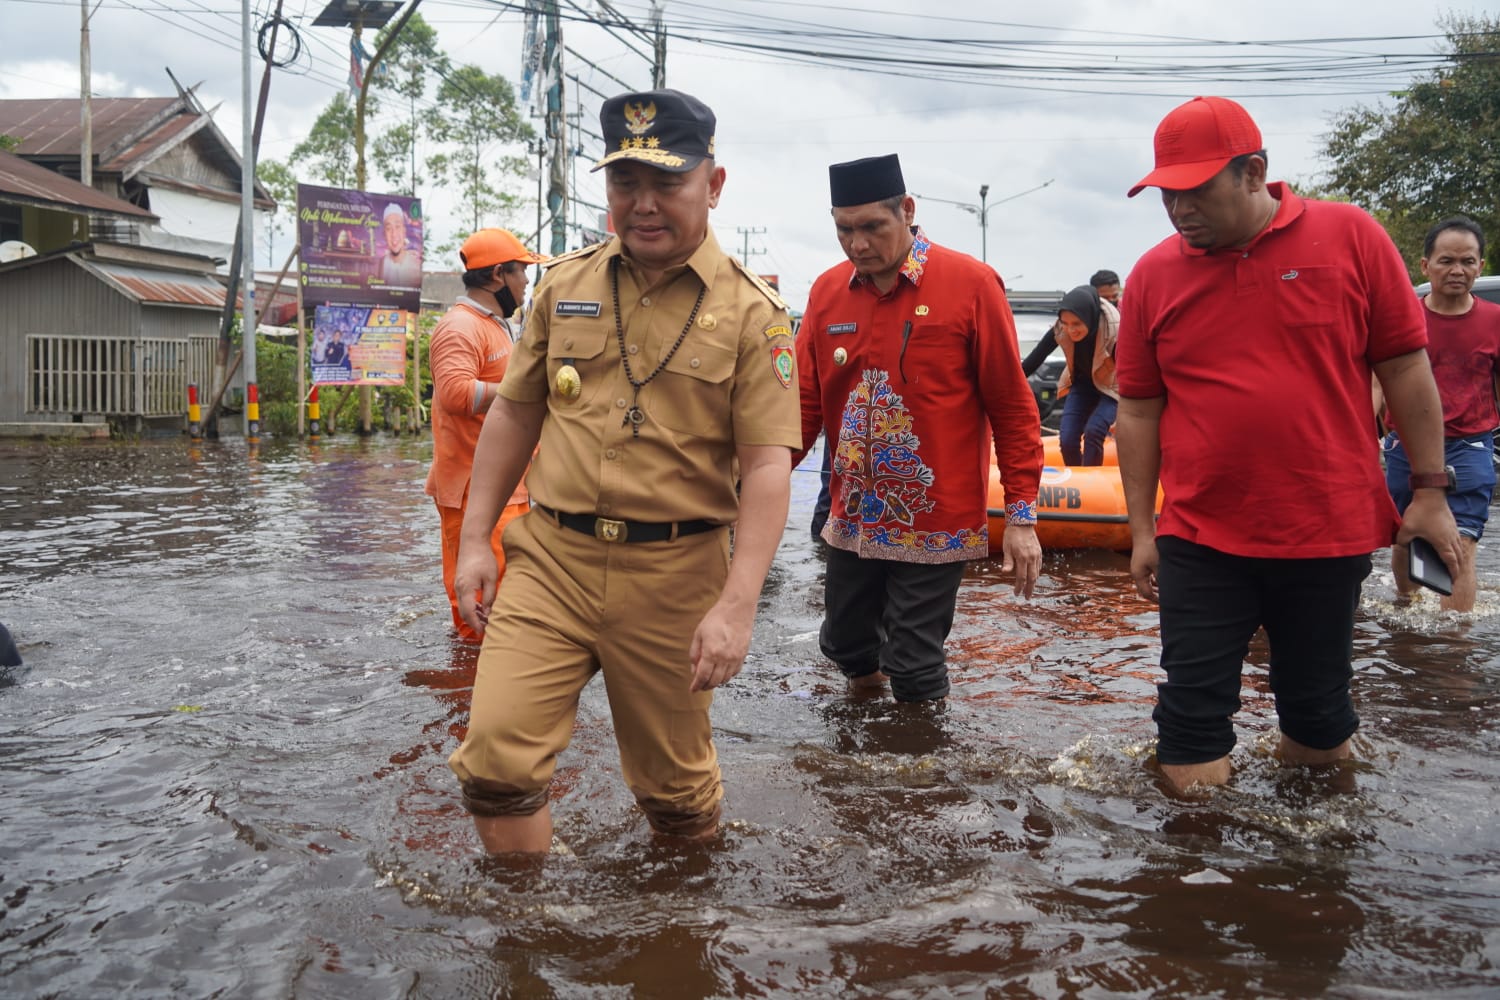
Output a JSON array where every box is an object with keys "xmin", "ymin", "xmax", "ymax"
[{"xmin": 0, "ymin": 240, "xmax": 37, "ymax": 263}]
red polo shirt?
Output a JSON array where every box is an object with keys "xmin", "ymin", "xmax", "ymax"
[
  {"xmin": 1115, "ymin": 184, "xmax": 1427, "ymax": 558},
  {"xmin": 797, "ymin": 229, "xmax": 1042, "ymax": 563}
]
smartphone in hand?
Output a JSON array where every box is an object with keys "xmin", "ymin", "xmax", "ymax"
[{"xmin": 1408, "ymin": 536, "xmax": 1453, "ymax": 596}]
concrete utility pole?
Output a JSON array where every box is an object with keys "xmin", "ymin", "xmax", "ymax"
[
  {"xmin": 736, "ymin": 226, "xmax": 766, "ymax": 267},
  {"xmin": 650, "ymin": 0, "xmax": 666, "ymax": 87},
  {"xmin": 80, "ymin": 0, "xmax": 92, "ymax": 189},
  {"xmin": 240, "ymin": 0, "xmax": 258, "ymax": 439},
  {"xmin": 352, "ymin": 0, "xmax": 422, "ymax": 434}
]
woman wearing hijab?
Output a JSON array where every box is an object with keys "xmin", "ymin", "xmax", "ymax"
[{"xmin": 1020, "ymin": 284, "xmax": 1120, "ymax": 465}]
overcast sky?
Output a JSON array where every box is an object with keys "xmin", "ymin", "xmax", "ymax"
[{"xmin": 1, "ymin": 0, "xmax": 1486, "ymax": 311}]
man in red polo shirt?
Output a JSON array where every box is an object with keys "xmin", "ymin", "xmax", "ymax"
[
  {"xmin": 1381, "ymin": 215, "xmax": 1500, "ymax": 612},
  {"xmin": 796, "ymin": 153, "xmax": 1043, "ymax": 703},
  {"xmin": 1114, "ymin": 96, "xmax": 1462, "ymax": 794}
]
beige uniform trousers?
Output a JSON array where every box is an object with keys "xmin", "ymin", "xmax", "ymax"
[{"xmin": 449, "ymin": 509, "xmax": 731, "ymax": 836}]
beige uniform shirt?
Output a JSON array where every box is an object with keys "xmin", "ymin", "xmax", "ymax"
[{"xmin": 499, "ymin": 228, "xmax": 801, "ymax": 524}]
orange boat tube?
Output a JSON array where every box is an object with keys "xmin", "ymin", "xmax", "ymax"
[{"xmin": 988, "ymin": 451, "xmax": 1161, "ymax": 553}]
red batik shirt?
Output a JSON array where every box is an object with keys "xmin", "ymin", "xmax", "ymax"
[{"xmin": 796, "ymin": 228, "xmax": 1042, "ymax": 564}]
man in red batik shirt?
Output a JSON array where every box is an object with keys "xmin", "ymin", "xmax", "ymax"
[{"xmin": 795, "ymin": 153, "xmax": 1043, "ymax": 703}]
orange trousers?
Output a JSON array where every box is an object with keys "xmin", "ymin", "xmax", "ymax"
[{"xmin": 437, "ymin": 500, "xmax": 530, "ymax": 643}]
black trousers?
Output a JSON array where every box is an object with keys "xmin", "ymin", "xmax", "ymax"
[
  {"xmin": 820, "ymin": 547, "xmax": 968, "ymax": 702},
  {"xmin": 1154, "ymin": 535, "xmax": 1371, "ymax": 765}
]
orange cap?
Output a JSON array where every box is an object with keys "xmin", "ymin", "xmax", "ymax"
[{"xmin": 459, "ymin": 228, "xmax": 549, "ymax": 270}]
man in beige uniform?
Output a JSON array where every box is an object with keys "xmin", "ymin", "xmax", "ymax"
[{"xmin": 448, "ymin": 88, "xmax": 800, "ymax": 853}]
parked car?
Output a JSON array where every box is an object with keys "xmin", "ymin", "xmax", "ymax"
[
  {"xmin": 1010, "ymin": 294, "xmax": 1065, "ymax": 428},
  {"xmin": 1413, "ymin": 273, "xmax": 1500, "ymax": 304}
]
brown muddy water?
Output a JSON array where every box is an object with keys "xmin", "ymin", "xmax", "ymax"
[{"xmin": 1, "ymin": 435, "xmax": 1497, "ymax": 999}]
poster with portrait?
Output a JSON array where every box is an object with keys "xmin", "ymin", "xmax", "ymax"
[
  {"xmin": 310, "ymin": 305, "xmax": 410, "ymax": 386},
  {"xmin": 296, "ymin": 183, "xmax": 423, "ymax": 311}
]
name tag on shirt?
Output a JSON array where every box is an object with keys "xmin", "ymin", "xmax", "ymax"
[
  {"xmin": 827, "ymin": 322, "xmax": 857, "ymax": 335},
  {"xmin": 556, "ymin": 300, "xmax": 602, "ymax": 317}
]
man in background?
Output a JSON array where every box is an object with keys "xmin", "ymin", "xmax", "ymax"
[
  {"xmin": 425, "ymin": 228, "xmax": 547, "ymax": 642},
  {"xmin": 1380, "ymin": 215, "xmax": 1500, "ymax": 611},
  {"xmin": 1089, "ymin": 269, "xmax": 1121, "ymax": 305}
]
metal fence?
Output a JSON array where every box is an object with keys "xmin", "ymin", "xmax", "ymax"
[{"xmin": 26, "ymin": 335, "xmax": 218, "ymax": 418}]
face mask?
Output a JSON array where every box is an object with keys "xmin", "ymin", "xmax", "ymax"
[{"xmin": 494, "ymin": 272, "xmax": 518, "ymax": 316}]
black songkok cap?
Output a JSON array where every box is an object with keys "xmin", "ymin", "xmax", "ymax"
[
  {"xmin": 829, "ymin": 154, "xmax": 906, "ymax": 208},
  {"xmin": 592, "ymin": 89, "xmax": 716, "ymax": 173}
]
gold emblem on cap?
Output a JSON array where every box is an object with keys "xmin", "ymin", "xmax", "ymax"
[
  {"xmin": 699, "ymin": 314, "xmax": 717, "ymax": 331},
  {"xmin": 624, "ymin": 101, "xmax": 656, "ymax": 135},
  {"xmin": 556, "ymin": 364, "xmax": 582, "ymax": 400},
  {"xmin": 833, "ymin": 347, "xmax": 848, "ymax": 366},
  {"xmin": 915, "ymin": 305, "xmax": 929, "ymax": 316}
]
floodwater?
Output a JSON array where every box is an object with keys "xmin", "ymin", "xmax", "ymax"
[{"xmin": 1, "ymin": 434, "xmax": 1497, "ymax": 999}]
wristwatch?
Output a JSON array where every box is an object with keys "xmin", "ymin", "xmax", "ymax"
[{"xmin": 1408, "ymin": 465, "xmax": 1456, "ymax": 492}]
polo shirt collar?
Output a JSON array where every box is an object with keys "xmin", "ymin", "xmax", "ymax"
[{"xmin": 455, "ymin": 295, "xmax": 503, "ymax": 320}]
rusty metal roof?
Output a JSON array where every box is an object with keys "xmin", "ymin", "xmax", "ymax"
[
  {"xmin": 0, "ymin": 98, "xmax": 180, "ymax": 159},
  {"xmin": 0, "ymin": 149, "xmax": 158, "ymax": 220},
  {"xmin": 0, "ymin": 95, "xmax": 273, "ymax": 205},
  {"xmin": 87, "ymin": 259, "xmax": 227, "ymax": 309}
]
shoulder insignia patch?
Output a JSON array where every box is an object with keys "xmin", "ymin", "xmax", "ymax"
[
  {"xmin": 542, "ymin": 240, "xmax": 608, "ymax": 269},
  {"xmin": 772, "ymin": 344, "xmax": 794, "ymax": 388},
  {"xmin": 729, "ymin": 255, "xmax": 789, "ymax": 310},
  {"xmin": 762, "ymin": 324, "xmax": 793, "ymax": 342}
]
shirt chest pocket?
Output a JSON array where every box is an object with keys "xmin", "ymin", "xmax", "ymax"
[
  {"xmin": 1272, "ymin": 264, "xmax": 1339, "ymax": 328},
  {"xmin": 646, "ymin": 338, "xmax": 737, "ymax": 435},
  {"xmin": 547, "ymin": 324, "xmax": 612, "ymax": 405}
]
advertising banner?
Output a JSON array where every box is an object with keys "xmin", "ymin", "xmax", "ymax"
[
  {"xmin": 310, "ymin": 305, "xmax": 410, "ymax": 386},
  {"xmin": 297, "ymin": 183, "xmax": 423, "ymax": 311}
]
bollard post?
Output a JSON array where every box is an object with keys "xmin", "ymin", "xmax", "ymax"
[
  {"xmin": 187, "ymin": 383, "xmax": 202, "ymax": 440},
  {"xmin": 247, "ymin": 383, "xmax": 260, "ymax": 443},
  {"xmin": 308, "ymin": 385, "xmax": 321, "ymax": 440}
]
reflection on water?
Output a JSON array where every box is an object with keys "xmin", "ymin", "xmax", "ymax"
[{"xmin": 2, "ymin": 436, "xmax": 1499, "ymax": 997}]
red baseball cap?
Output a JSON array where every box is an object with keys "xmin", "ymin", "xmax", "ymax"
[
  {"xmin": 1127, "ymin": 96, "xmax": 1264, "ymax": 198},
  {"xmin": 459, "ymin": 228, "xmax": 548, "ymax": 270}
]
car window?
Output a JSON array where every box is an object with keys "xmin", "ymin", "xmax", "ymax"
[{"xmin": 1012, "ymin": 310, "xmax": 1057, "ymax": 359}]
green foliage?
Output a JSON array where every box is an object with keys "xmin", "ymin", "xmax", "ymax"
[
  {"xmin": 257, "ymin": 158, "xmax": 298, "ymax": 266},
  {"xmin": 425, "ymin": 64, "xmax": 535, "ymax": 233},
  {"xmin": 288, "ymin": 92, "xmax": 360, "ymax": 188},
  {"xmin": 1320, "ymin": 14, "xmax": 1500, "ymax": 278},
  {"xmin": 0, "ymin": 133, "xmax": 19, "ymax": 152}
]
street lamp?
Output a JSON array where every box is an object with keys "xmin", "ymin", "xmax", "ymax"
[{"xmin": 913, "ymin": 178, "xmax": 1055, "ymax": 263}]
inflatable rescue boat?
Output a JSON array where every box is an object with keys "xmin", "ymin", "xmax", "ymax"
[{"xmin": 987, "ymin": 435, "xmax": 1160, "ymax": 552}]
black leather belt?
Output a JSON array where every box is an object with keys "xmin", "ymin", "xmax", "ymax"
[{"xmin": 534, "ymin": 504, "xmax": 719, "ymax": 543}]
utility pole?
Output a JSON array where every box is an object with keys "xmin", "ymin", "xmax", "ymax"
[
  {"xmin": 352, "ymin": 0, "xmax": 422, "ymax": 434},
  {"xmin": 240, "ymin": 0, "xmax": 258, "ymax": 440},
  {"xmin": 79, "ymin": 0, "xmax": 92, "ymax": 189},
  {"xmin": 736, "ymin": 226, "xmax": 766, "ymax": 268},
  {"xmin": 979, "ymin": 184, "xmax": 989, "ymax": 265},
  {"xmin": 650, "ymin": 0, "xmax": 666, "ymax": 86}
]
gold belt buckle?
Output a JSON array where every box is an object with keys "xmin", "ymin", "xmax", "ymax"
[{"xmin": 594, "ymin": 517, "xmax": 627, "ymax": 542}]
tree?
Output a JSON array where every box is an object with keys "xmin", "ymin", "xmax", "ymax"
[
  {"xmin": 288, "ymin": 92, "xmax": 360, "ymax": 188},
  {"xmin": 370, "ymin": 12, "xmax": 451, "ymax": 195},
  {"xmin": 1321, "ymin": 14, "xmax": 1500, "ymax": 278},
  {"xmin": 425, "ymin": 64, "xmax": 534, "ymax": 238},
  {"xmin": 257, "ymin": 158, "xmax": 298, "ymax": 266}
]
